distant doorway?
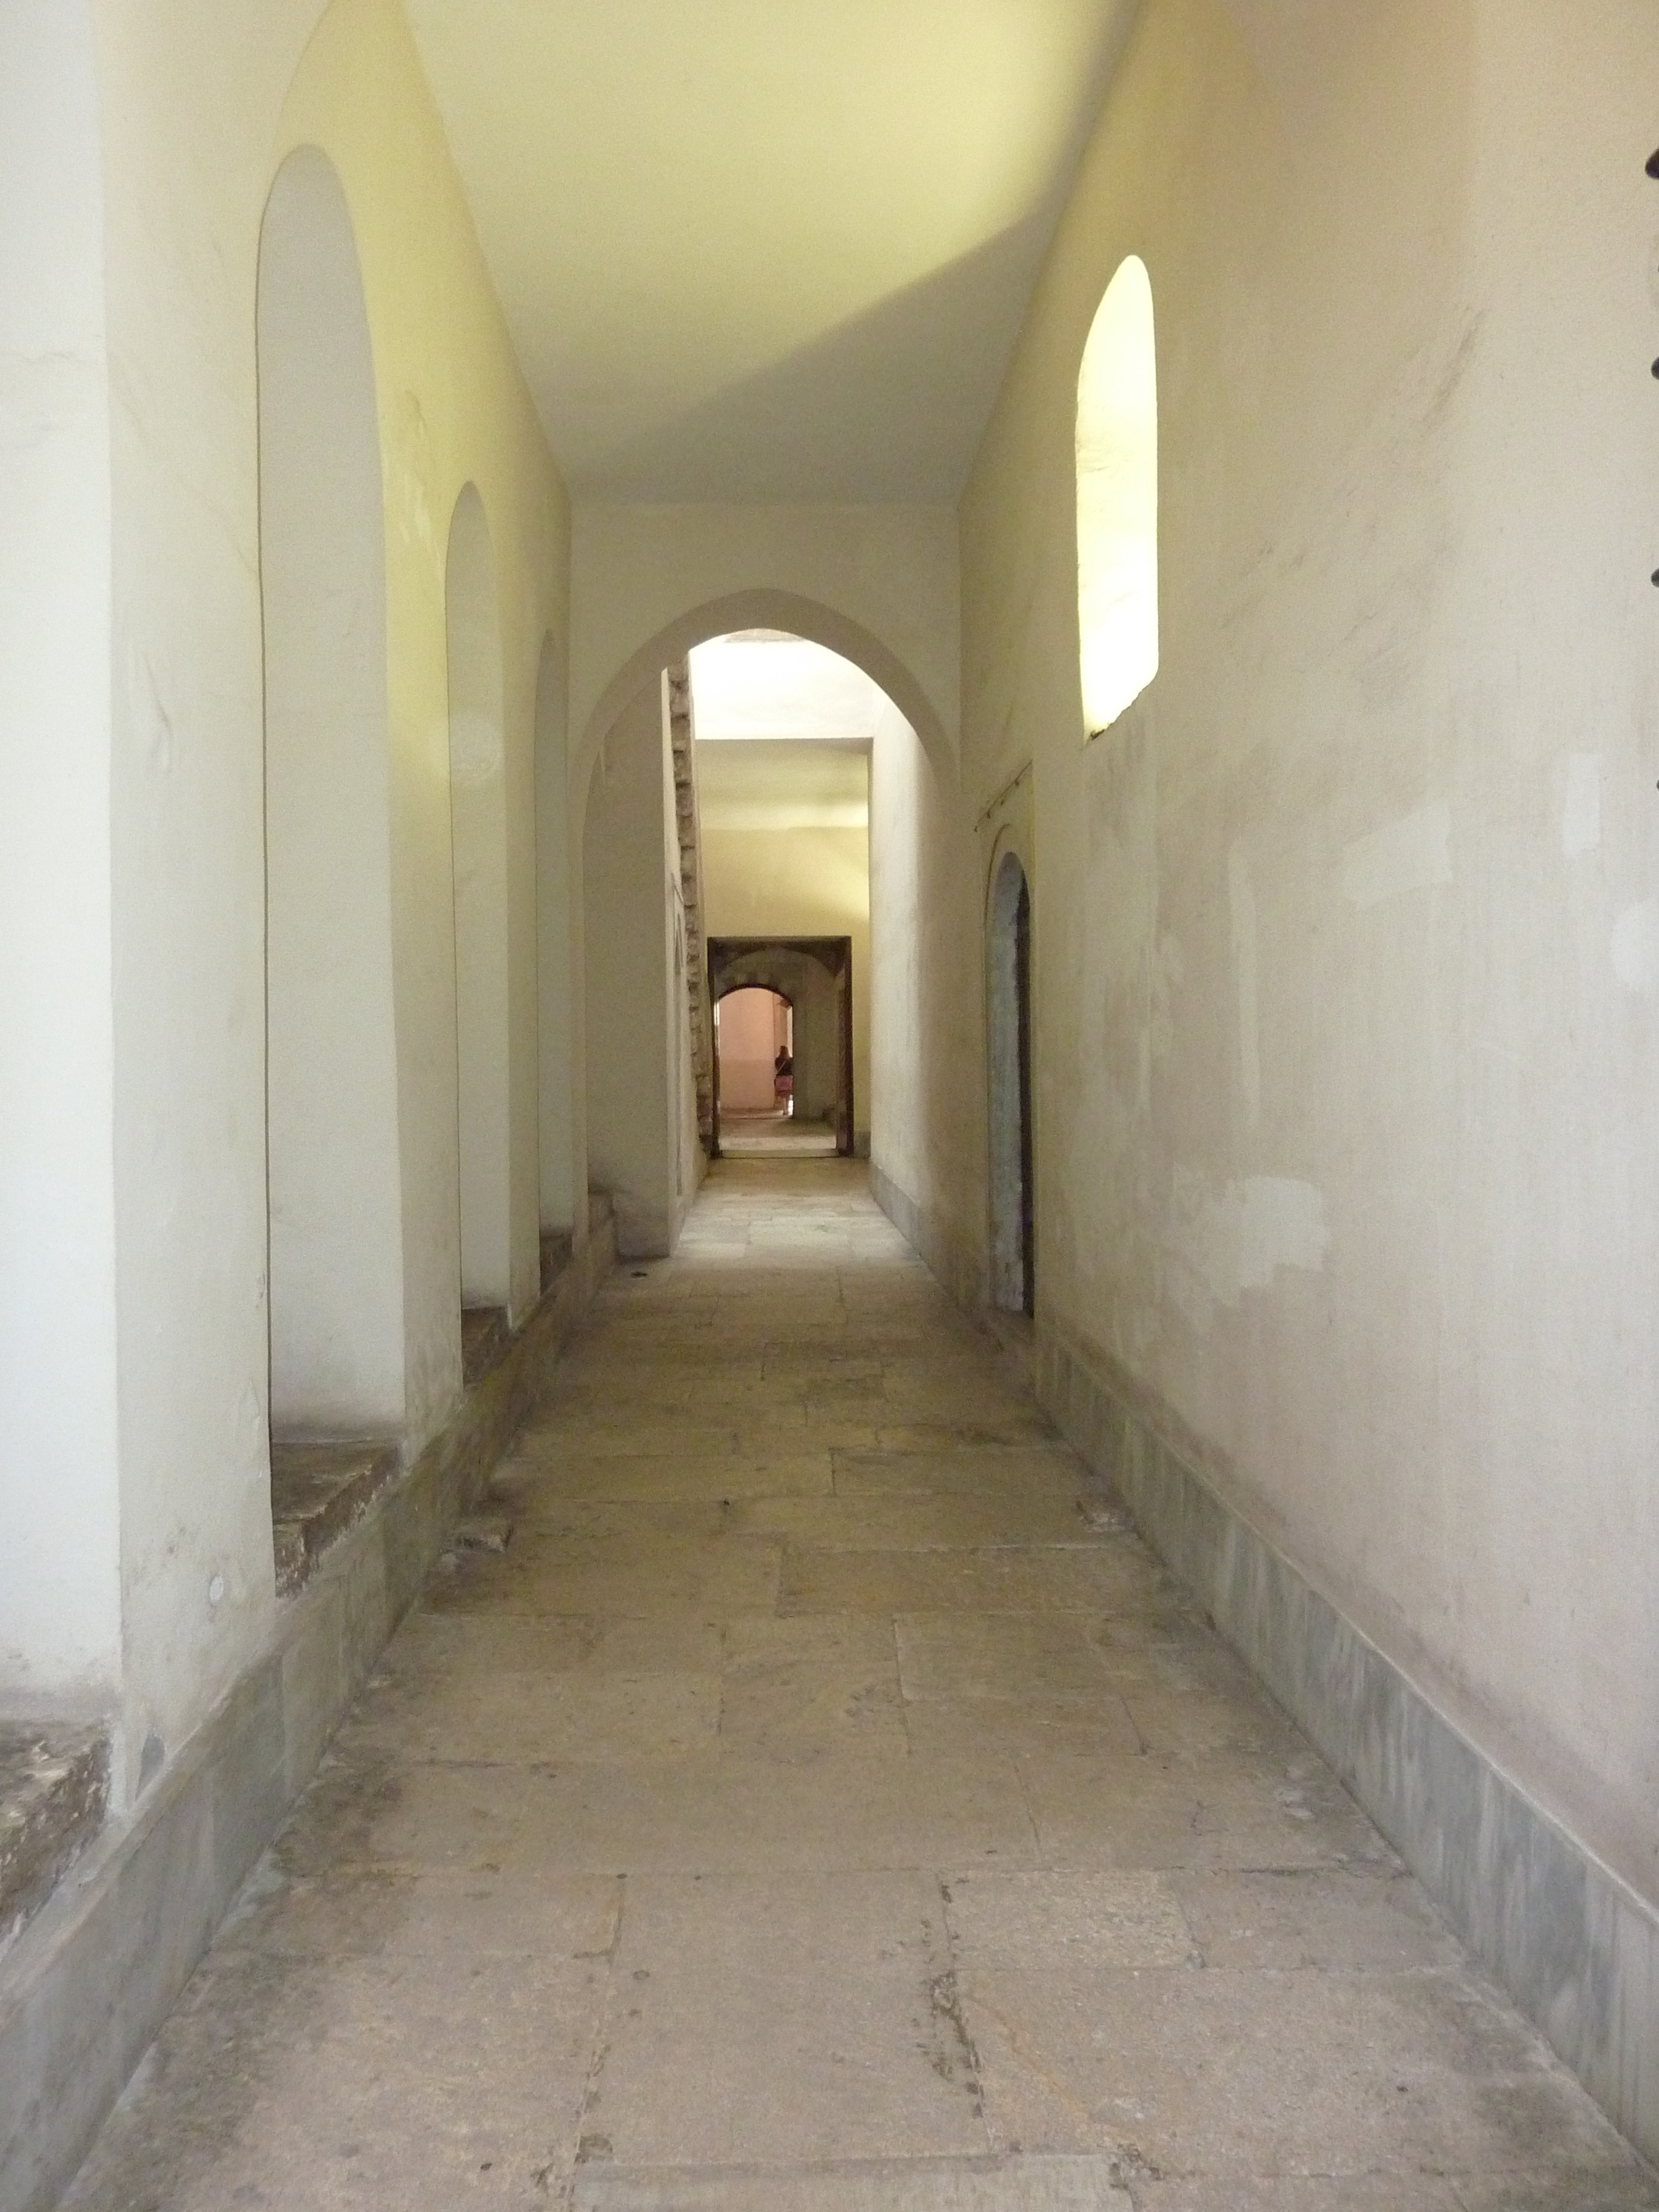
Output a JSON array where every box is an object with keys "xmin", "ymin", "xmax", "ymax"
[
  {"xmin": 987, "ymin": 853, "xmax": 1035, "ymax": 1315},
  {"xmin": 709, "ymin": 938, "xmax": 854, "ymax": 1158},
  {"xmin": 716, "ymin": 988, "xmax": 793, "ymax": 1114}
]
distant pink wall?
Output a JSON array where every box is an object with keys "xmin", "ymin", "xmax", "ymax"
[{"xmin": 719, "ymin": 987, "xmax": 788, "ymax": 1111}]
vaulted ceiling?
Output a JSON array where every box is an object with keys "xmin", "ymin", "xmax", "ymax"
[{"xmin": 403, "ymin": 0, "xmax": 1139, "ymax": 500}]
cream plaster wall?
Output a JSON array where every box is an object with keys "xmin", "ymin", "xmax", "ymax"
[
  {"xmin": 0, "ymin": 2, "xmax": 123, "ymax": 1714},
  {"xmin": 58, "ymin": 0, "xmax": 568, "ymax": 1794},
  {"xmin": 868, "ymin": 697, "xmax": 987, "ymax": 1301},
  {"xmin": 956, "ymin": 0, "xmax": 1659, "ymax": 1899},
  {"xmin": 536, "ymin": 632, "xmax": 585, "ymax": 1241},
  {"xmin": 584, "ymin": 681, "xmax": 683, "ymax": 1258},
  {"xmin": 446, "ymin": 482, "xmax": 514, "ymax": 1313}
]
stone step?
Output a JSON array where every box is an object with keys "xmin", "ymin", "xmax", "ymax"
[
  {"xmin": 269, "ymin": 1436, "xmax": 401, "ymax": 1595},
  {"xmin": 0, "ymin": 1721, "xmax": 110, "ymax": 1957},
  {"xmin": 540, "ymin": 1226, "xmax": 575, "ymax": 1295},
  {"xmin": 460, "ymin": 1303, "xmax": 512, "ymax": 1389}
]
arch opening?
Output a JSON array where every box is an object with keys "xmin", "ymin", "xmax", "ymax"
[
  {"xmin": 1076, "ymin": 254, "xmax": 1159, "ymax": 740},
  {"xmin": 258, "ymin": 144, "xmax": 406, "ymax": 1437},
  {"xmin": 445, "ymin": 483, "xmax": 512, "ymax": 1313},
  {"xmin": 712, "ymin": 988, "xmax": 794, "ymax": 1116},
  {"xmin": 987, "ymin": 849, "xmax": 1034, "ymax": 1316},
  {"xmin": 709, "ymin": 947, "xmax": 851, "ymax": 1159},
  {"xmin": 575, "ymin": 589, "xmax": 950, "ymax": 813}
]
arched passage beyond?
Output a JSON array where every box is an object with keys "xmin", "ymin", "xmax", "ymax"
[
  {"xmin": 987, "ymin": 850, "xmax": 1034, "ymax": 1316},
  {"xmin": 709, "ymin": 939, "xmax": 854, "ymax": 1157},
  {"xmin": 258, "ymin": 145, "xmax": 405, "ymax": 1433},
  {"xmin": 446, "ymin": 483, "xmax": 511, "ymax": 1310},
  {"xmin": 574, "ymin": 589, "xmax": 950, "ymax": 817}
]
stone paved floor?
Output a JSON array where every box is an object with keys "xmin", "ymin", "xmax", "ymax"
[{"xmin": 61, "ymin": 1161, "xmax": 1659, "ymax": 2210}]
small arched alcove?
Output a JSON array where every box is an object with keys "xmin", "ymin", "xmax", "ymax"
[
  {"xmin": 444, "ymin": 484, "xmax": 512, "ymax": 1313},
  {"xmin": 987, "ymin": 848, "xmax": 1034, "ymax": 1316},
  {"xmin": 258, "ymin": 145, "xmax": 406, "ymax": 1434},
  {"xmin": 1076, "ymin": 253, "xmax": 1159, "ymax": 741}
]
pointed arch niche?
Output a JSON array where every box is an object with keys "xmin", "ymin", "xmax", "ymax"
[
  {"xmin": 445, "ymin": 484, "xmax": 512, "ymax": 1312},
  {"xmin": 258, "ymin": 146, "xmax": 406, "ymax": 1435},
  {"xmin": 1076, "ymin": 253, "xmax": 1159, "ymax": 740}
]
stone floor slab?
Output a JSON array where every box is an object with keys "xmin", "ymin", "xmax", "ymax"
[
  {"xmin": 54, "ymin": 1158, "xmax": 1658, "ymax": 2211},
  {"xmin": 59, "ymin": 1945, "xmax": 608, "ymax": 2211},
  {"xmin": 574, "ymin": 2154, "xmax": 1132, "ymax": 2208},
  {"xmin": 586, "ymin": 1872, "xmax": 984, "ymax": 2166},
  {"xmin": 719, "ymin": 1614, "xmax": 908, "ymax": 1760}
]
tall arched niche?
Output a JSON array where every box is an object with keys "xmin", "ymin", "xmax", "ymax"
[
  {"xmin": 986, "ymin": 843, "xmax": 1035, "ymax": 1316},
  {"xmin": 1076, "ymin": 253, "xmax": 1159, "ymax": 740},
  {"xmin": 258, "ymin": 144, "xmax": 406, "ymax": 1434},
  {"xmin": 445, "ymin": 483, "xmax": 512, "ymax": 1312}
]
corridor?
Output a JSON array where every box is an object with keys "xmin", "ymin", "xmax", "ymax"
[{"xmin": 59, "ymin": 1164, "xmax": 1655, "ymax": 2211}]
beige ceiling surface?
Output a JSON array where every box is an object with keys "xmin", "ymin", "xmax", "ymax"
[{"xmin": 403, "ymin": 0, "xmax": 1139, "ymax": 499}]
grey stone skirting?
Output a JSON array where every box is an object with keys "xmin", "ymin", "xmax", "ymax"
[
  {"xmin": 1037, "ymin": 1316, "xmax": 1659, "ymax": 2168},
  {"xmin": 869, "ymin": 1159, "xmax": 982, "ymax": 1312},
  {"xmin": 0, "ymin": 1216, "xmax": 617, "ymax": 2212},
  {"xmin": 866, "ymin": 1166, "xmax": 1659, "ymax": 2167}
]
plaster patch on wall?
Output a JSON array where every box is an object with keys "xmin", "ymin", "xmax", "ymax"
[
  {"xmin": 1228, "ymin": 844, "xmax": 1261, "ymax": 1128},
  {"xmin": 1341, "ymin": 803, "xmax": 1451, "ymax": 910},
  {"xmin": 1612, "ymin": 900, "xmax": 1659, "ymax": 994},
  {"xmin": 1165, "ymin": 1168, "xmax": 1329, "ymax": 1329},
  {"xmin": 1562, "ymin": 753, "xmax": 1601, "ymax": 860}
]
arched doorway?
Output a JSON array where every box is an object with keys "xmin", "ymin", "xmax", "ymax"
[
  {"xmin": 709, "ymin": 940, "xmax": 854, "ymax": 1158},
  {"xmin": 987, "ymin": 850, "xmax": 1034, "ymax": 1316},
  {"xmin": 715, "ymin": 987, "xmax": 793, "ymax": 1114},
  {"xmin": 258, "ymin": 146, "xmax": 405, "ymax": 1435}
]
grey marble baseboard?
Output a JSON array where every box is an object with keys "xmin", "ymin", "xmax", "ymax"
[
  {"xmin": 1035, "ymin": 1317, "xmax": 1659, "ymax": 2168},
  {"xmin": 869, "ymin": 1160, "xmax": 981, "ymax": 1312},
  {"xmin": 0, "ymin": 1218, "xmax": 617, "ymax": 2212}
]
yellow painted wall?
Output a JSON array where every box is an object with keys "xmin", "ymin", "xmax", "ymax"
[
  {"xmin": 84, "ymin": 0, "xmax": 569, "ymax": 1784},
  {"xmin": 945, "ymin": 0, "xmax": 1659, "ymax": 1918}
]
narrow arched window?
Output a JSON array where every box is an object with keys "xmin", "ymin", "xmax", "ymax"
[{"xmin": 1076, "ymin": 254, "xmax": 1158, "ymax": 740}]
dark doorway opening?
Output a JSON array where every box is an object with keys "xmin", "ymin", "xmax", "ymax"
[
  {"xmin": 709, "ymin": 937, "xmax": 854, "ymax": 1158},
  {"xmin": 987, "ymin": 855, "xmax": 1035, "ymax": 1315}
]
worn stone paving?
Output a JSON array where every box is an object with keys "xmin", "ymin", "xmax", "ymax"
[{"xmin": 60, "ymin": 1160, "xmax": 1659, "ymax": 2210}]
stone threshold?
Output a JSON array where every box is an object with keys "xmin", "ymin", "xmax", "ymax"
[
  {"xmin": 460, "ymin": 1306, "xmax": 511, "ymax": 1389},
  {"xmin": 0, "ymin": 1726, "xmax": 110, "ymax": 1965},
  {"xmin": 870, "ymin": 1161, "xmax": 1659, "ymax": 2175},
  {"xmin": 0, "ymin": 1204, "xmax": 617, "ymax": 2212},
  {"xmin": 269, "ymin": 1438, "xmax": 400, "ymax": 1596}
]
